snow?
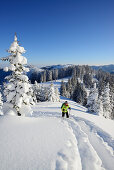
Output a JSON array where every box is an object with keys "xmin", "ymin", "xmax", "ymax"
[
  {"xmin": 0, "ymin": 115, "xmax": 82, "ymax": 170},
  {"xmin": 42, "ymin": 77, "xmax": 70, "ymax": 91},
  {"xmin": 0, "ymin": 77, "xmax": 114, "ymax": 170},
  {"xmin": 9, "ymin": 37, "xmax": 26, "ymax": 54},
  {"xmin": 4, "ymin": 66, "xmax": 9, "ymax": 72},
  {"xmin": 32, "ymin": 99, "xmax": 114, "ymax": 170}
]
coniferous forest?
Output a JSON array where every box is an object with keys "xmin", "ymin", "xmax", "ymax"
[
  {"xmin": 30, "ymin": 65, "xmax": 114, "ymax": 119},
  {"xmin": 1, "ymin": 62, "xmax": 113, "ymax": 119}
]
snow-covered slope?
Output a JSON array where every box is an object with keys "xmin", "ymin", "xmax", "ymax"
[
  {"xmin": 42, "ymin": 77, "xmax": 70, "ymax": 90},
  {"xmin": 0, "ymin": 98, "xmax": 114, "ymax": 170}
]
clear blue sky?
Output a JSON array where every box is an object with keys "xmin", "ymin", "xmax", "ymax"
[{"xmin": 0, "ymin": 0, "xmax": 114, "ymax": 66}]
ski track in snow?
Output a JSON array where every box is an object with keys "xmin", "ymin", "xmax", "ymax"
[
  {"xmin": 67, "ymin": 116, "xmax": 114, "ymax": 170},
  {"xmin": 67, "ymin": 118, "xmax": 105, "ymax": 170},
  {"xmin": 32, "ymin": 100, "xmax": 114, "ymax": 170},
  {"xmin": 74, "ymin": 118, "xmax": 114, "ymax": 170}
]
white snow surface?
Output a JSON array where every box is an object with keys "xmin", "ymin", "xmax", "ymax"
[
  {"xmin": 0, "ymin": 97, "xmax": 114, "ymax": 170},
  {"xmin": 42, "ymin": 77, "xmax": 70, "ymax": 90}
]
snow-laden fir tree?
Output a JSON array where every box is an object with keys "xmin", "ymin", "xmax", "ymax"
[
  {"xmin": 31, "ymin": 81, "xmax": 37, "ymax": 104},
  {"xmin": 40, "ymin": 71, "xmax": 46, "ymax": 83},
  {"xmin": 33, "ymin": 81, "xmax": 39, "ymax": 102},
  {"xmin": 48, "ymin": 83, "xmax": 56, "ymax": 102},
  {"xmin": 111, "ymin": 94, "xmax": 114, "ymax": 119},
  {"xmin": 54, "ymin": 87, "xmax": 60, "ymax": 102},
  {"xmin": 110, "ymin": 88, "xmax": 114, "ymax": 119},
  {"xmin": 0, "ymin": 92, "xmax": 3, "ymax": 115},
  {"xmin": 86, "ymin": 83, "xmax": 99, "ymax": 113},
  {"xmin": 48, "ymin": 83, "xmax": 59, "ymax": 102},
  {"xmin": 53, "ymin": 69, "xmax": 58, "ymax": 81},
  {"xmin": 2, "ymin": 33, "xmax": 34, "ymax": 116},
  {"xmin": 102, "ymin": 83, "xmax": 112, "ymax": 118},
  {"xmin": 96, "ymin": 96, "xmax": 103, "ymax": 116},
  {"xmin": 33, "ymin": 82, "xmax": 48, "ymax": 102},
  {"xmin": 38, "ymin": 85, "xmax": 48, "ymax": 102},
  {"xmin": 43, "ymin": 70, "xmax": 46, "ymax": 82},
  {"xmin": 66, "ymin": 78, "xmax": 72, "ymax": 98},
  {"xmin": 47, "ymin": 70, "xmax": 52, "ymax": 81},
  {"xmin": 72, "ymin": 81, "xmax": 87, "ymax": 106},
  {"xmin": 60, "ymin": 80, "xmax": 67, "ymax": 97},
  {"xmin": 33, "ymin": 82, "xmax": 60, "ymax": 102}
]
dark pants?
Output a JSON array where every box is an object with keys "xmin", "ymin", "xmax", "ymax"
[{"xmin": 62, "ymin": 112, "xmax": 69, "ymax": 118}]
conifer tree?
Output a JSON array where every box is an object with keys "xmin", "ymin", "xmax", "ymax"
[
  {"xmin": 0, "ymin": 92, "xmax": 3, "ymax": 115},
  {"xmin": 32, "ymin": 81, "xmax": 38, "ymax": 103},
  {"xmin": 47, "ymin": 70, "xmax": 52, "ymax": 81},
  {"xmin": 110, "ymin": 89, "xmax": 114, "ymax": 119},
  {"xmin": 102, "ymin": 83, "xmax": 112, "ymax": 118},
  {"xmin": 60, "ymin": 80, "xmax": 67, "ymax": 97},
  {"xmin": 43, "ymin": 70, "xmax": 46, "ymax": 82},
  {"xmin": 86, "ymin": 83, "xmax": 99, "ymax": 113},
  {"xmin": 66, "ymin": 78, "xmax": 72, "ymax": 98},
  {"xmin": 54, "ymin": 87, "xmax": 60, "ymax": 102},
  {"xmin": 40, "ymin": 73, "xmax": 44, "ymax": 83},
  {"xmin": 73, "ymin": 82, "xmax": 87, "ymax": 105},
  {"xmin": 96, "ymin": 96, "xmax": 103, "ymax": 116},
  {"xmin": 48, "ymin": 84, "xmax": 56, "ymax": 102},
  {"xmin": 39, "ymin": 85, "xmax": 48, "ymax": 101},
  {"xmin": 53, "ymin": 69, "xmax": 58, "ymax": 81},
  {"xmin": 2, "ymin": 34, "xmax": 34, "ymax": 116}
]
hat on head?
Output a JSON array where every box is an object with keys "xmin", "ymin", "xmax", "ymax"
[{"xmin": 65, "ymin": 101, "xmax": 68, "ymax": 104}]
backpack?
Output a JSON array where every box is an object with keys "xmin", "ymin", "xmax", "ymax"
[{"xmin": 61, "ymin": 103, "xmax": 64, "ymax": 109}]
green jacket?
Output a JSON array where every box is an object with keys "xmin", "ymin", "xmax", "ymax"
[{"xmin": 61, "ymin": 103, "xmax": 70, "ymax": 113}]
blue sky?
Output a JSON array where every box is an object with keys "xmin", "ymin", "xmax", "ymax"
[{"xmin": 0, "ymin": 0, "xmax": 114, "ymax": 66}]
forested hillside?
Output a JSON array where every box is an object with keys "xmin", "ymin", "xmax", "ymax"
[
  {"xmin": 0, "ymin": 63, "xmax": 114, "ymax": 119},
  {"xmin": 23, "ymin": 64, "xmax": 114, "ymax": 120}
]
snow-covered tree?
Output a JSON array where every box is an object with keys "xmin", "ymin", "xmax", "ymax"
[
  {"xmin": 54, "ymin": 87, "xmax": 60, "ymax": 102},
  {"xmin": 33, "ymin": 82, "xmax": 60, "ymax": 102},
  {"xmin": 47, "ymin": 70, "xmax": 52, "ymax": 81},
  {"xmin": 40, "ymin": 71, "xmax": 46, "ymax": 83},
  {"xmin": 96, "ymin": 96, "xmax": 103, "ymax": 116},
  {"xmin": 31, "ymin": 81, "xmax": 37, "ymax": 103},
  {"xmin": 40, "ymin": 73, "xmax": 44, "ymax": 83},
  {"xmin": 60, "ymin": 80, "xmax": 67, "ymax": 97},
  {"xmin": 43, "ymin": 70, "xmax": 46, "ymax": 82},
  {"xmin": 66, "ymin": 78, "xmax": 72, "ymax": 98},
  {"xmin": 48, "ymin": 84, "xmax": 57, "ymax": 102},
  {"xmin": 33, "ymin": 82, "xmax": 48, "ymax": 102},
  {"xmin": 33, "ymin": 82, "xmax": 41, "ymax": 102},
  {"xmin": 0, "ymin": 92, "xmax": 3, "ymax": 115},
  {"xmin": 39, "ymin": 85, "xmax": 48, "ymax": 102},
  {"xmin": 73, "ymin": 82, "xmax": 87, "ymax": 106},
  {"xmin": 110, "ymin": 89, "xmax": 114, "ymax": 119},
  {"xmin": 102, "ymin": 83, "xmax": 112, "ymax": 118},
  {"xmin": 2, "ymin": 33, "xmax": 34, "ymax": 116},
  {"xmin": 53, "ymin": 69, "xmax": 58, "ymax": 81},
  {"xmin": 86, "ymin": 83, "xmax": 99, "ymax": 113}
]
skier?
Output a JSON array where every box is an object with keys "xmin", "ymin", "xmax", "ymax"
[{"xmin": 61, "ymin": 101, "xmax": 71, "ymax": 118}]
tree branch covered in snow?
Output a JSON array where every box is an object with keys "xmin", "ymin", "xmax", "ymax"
[{"xmin": 2, "ymin": 34, "xmax": 34, "ymax": 116}]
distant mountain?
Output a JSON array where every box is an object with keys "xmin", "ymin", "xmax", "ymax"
[
  {"xmin": 41, "ymin": 64, "xmax": 74, "ymax": 70},
  {"xmin": 91, "ymin": 64, "xmax": 114, "ymax": 74},
  {"xmin": 40, "ymin": 64, "xmax": 114, "ymax": 74}
]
